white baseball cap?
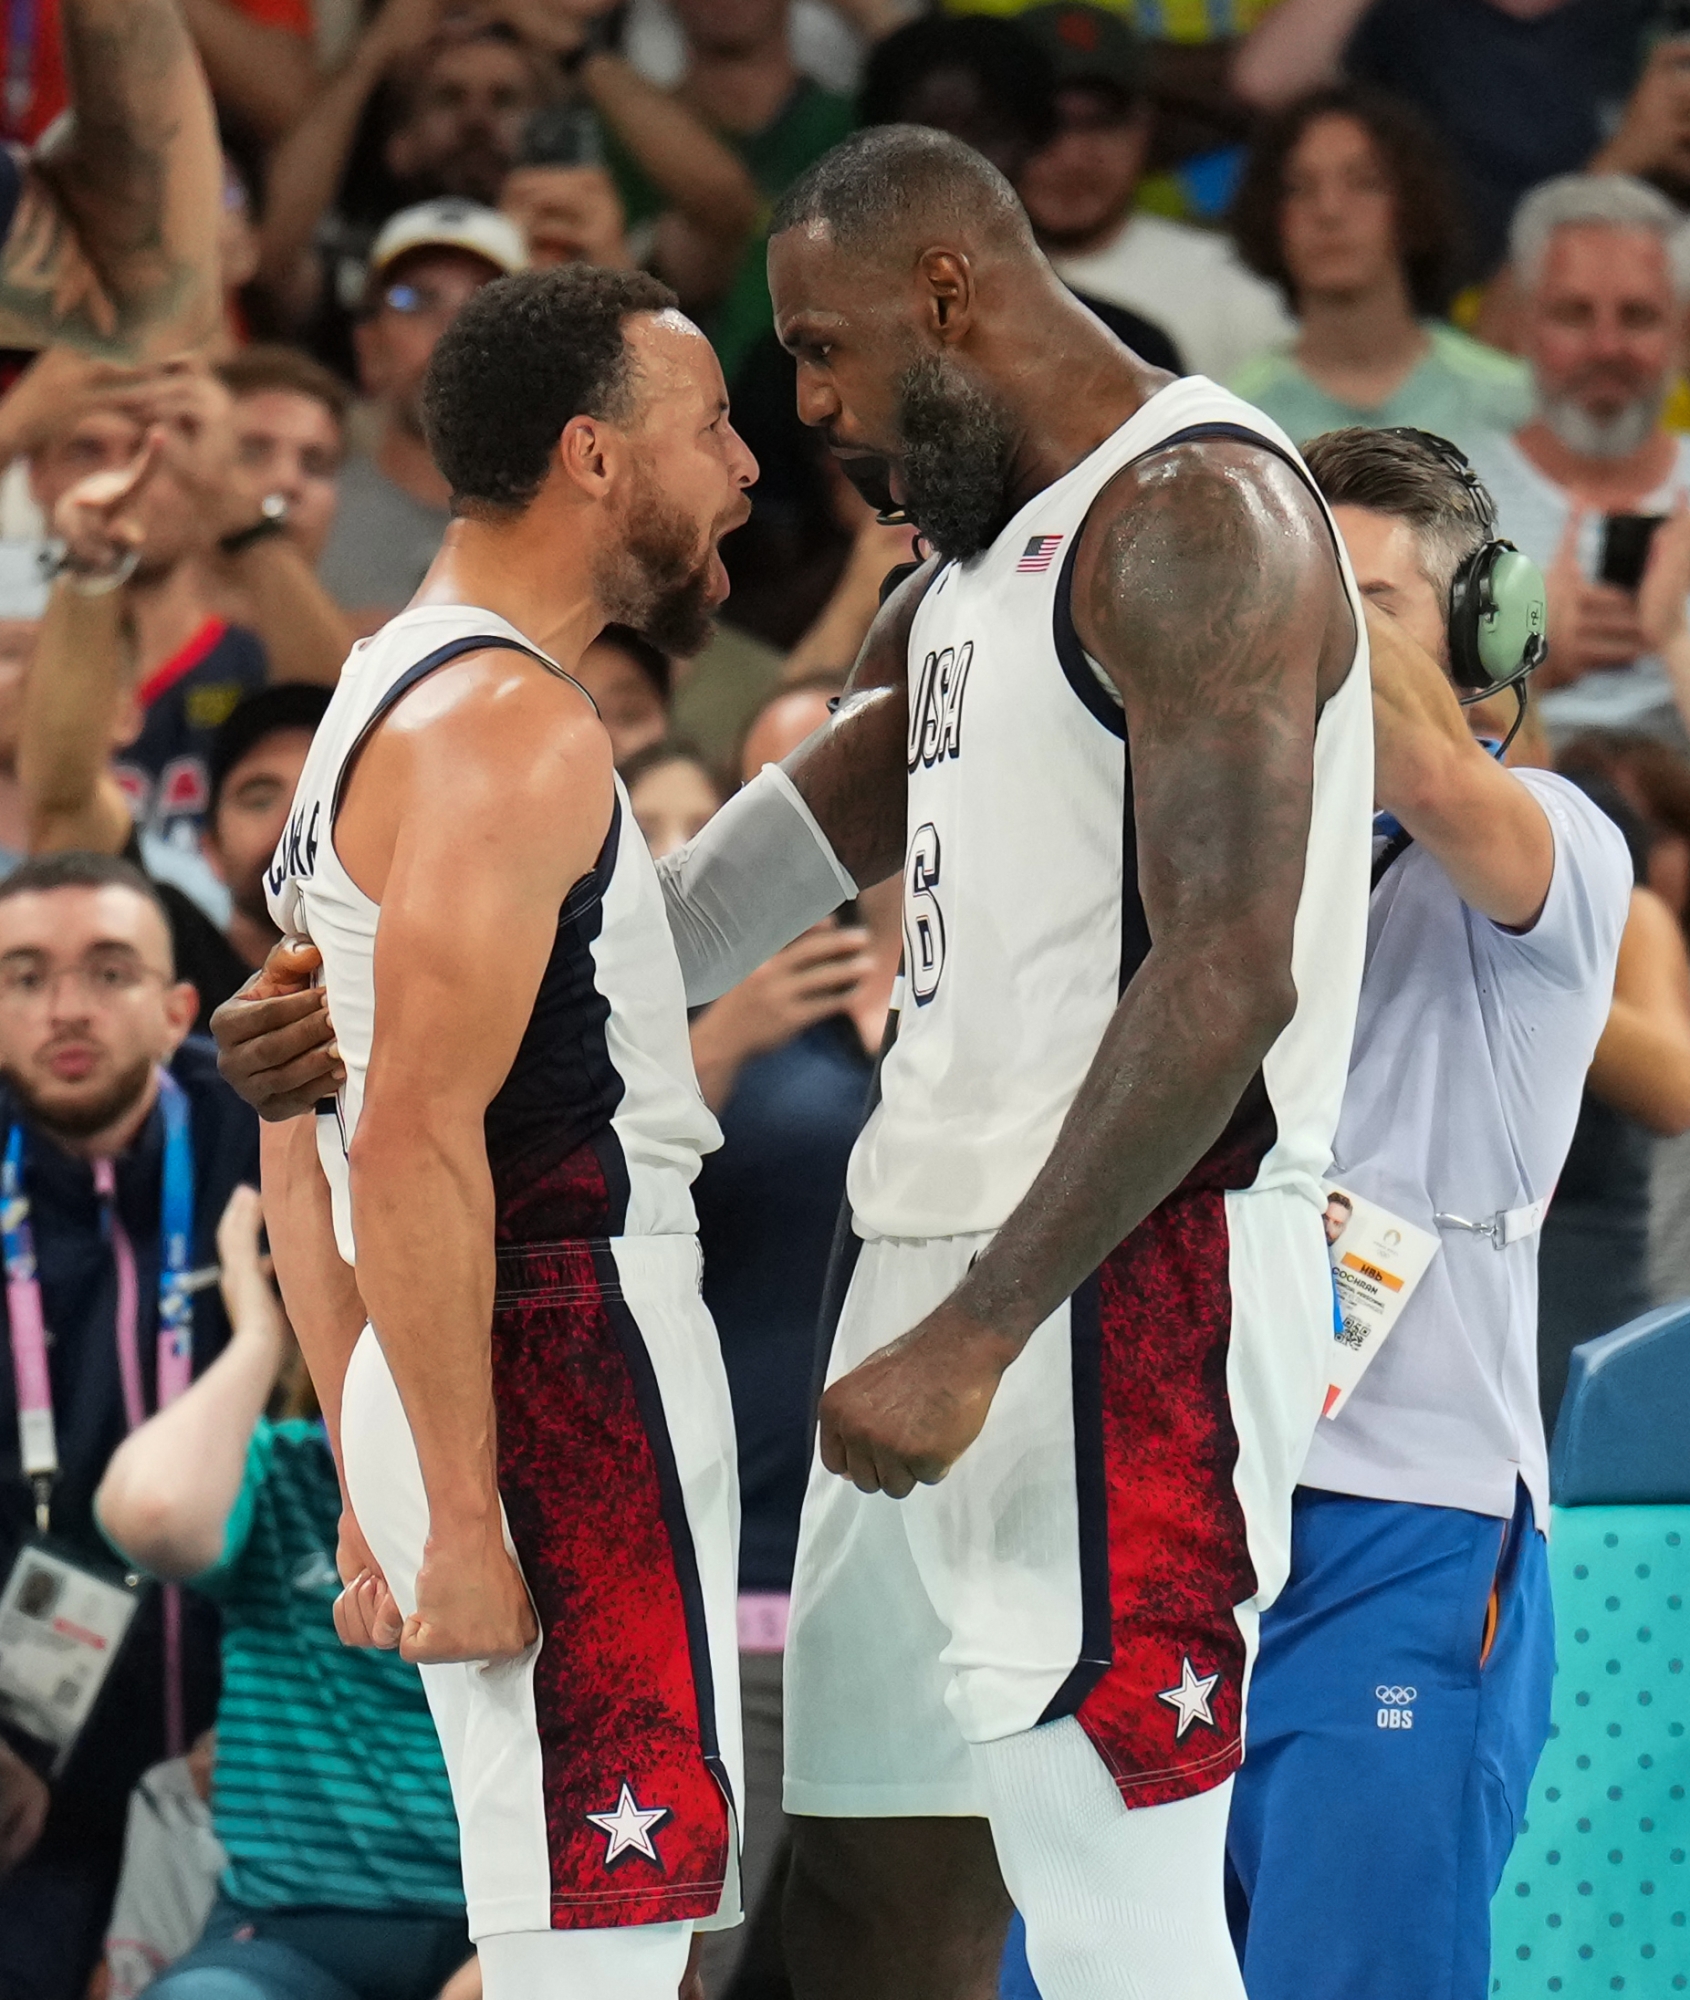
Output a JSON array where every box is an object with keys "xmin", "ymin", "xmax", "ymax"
[{"xmin": 368, "ymin": 199, "xmax": 528, "ymax": 284}]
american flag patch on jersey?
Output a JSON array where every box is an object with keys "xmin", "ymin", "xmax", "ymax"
[{"xmin": 1017, "ymin": 533, "xmax": 1063, "ymax": 572}]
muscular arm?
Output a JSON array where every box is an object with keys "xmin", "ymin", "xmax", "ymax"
[
  {"xmin": 1366, "ymin": 601, "xmax": 1553, "ymax": 929},
  {"xmin": 261, "ymin": 1113, "xmax": 403, "ymax": 1647},
  {"xmin": 261, "ymin": 1118, "xmax": 366, "ymax": 1455},
  {"xmin": 344, "ymin": 655, "xmax": 612, "ymax": 1662},
  {"xmin": 1, "ymin": 0, "xmax": 220, "ymax": 354},
  {"xmin": 820, "ymin": 444, "xmax": 1355, "ymax": 1495}
]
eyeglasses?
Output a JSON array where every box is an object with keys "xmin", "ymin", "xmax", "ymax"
[
  {"xmin": 382, "ymin": 281, "xmax": 471, "ymax": 321},
  {"xmin": 0, "ymin": 955, "xmax": 170, "ymax": 1008}
]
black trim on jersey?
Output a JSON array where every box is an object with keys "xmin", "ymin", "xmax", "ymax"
[
  {"xmin": 592, "ymin": 1241, "xmax": 735, "ymax": 1823},
  {"xmin": 1052, "ymin": 533, "xmax": 1127, "ymax": 742},
  {"xmin": 1050, "ymin": 416, "xmax": 1341, "ymax": 1040},
  {"xmin": 328, "ymin": 633, "xmax": 599, "ymax": 826},
  {"xmin": 581, "ymin": 799, "xmax": 631, "ymax": 1235},
  {"xmin": 1049, "ymin": 419, "xmax": 1344, "ymax": 747},
  {"xmin": 486, "ymin": 797, "xmax": 631, "ymax": 1237},
  {"xmin": 1038, "ymin": 1268, "xmax": 1113, "ymax": 1726}
]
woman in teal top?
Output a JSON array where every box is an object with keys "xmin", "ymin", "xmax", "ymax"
[
  {"xmin": 97, "ymin": 1189, "xmax": 470, "ymax": 2000},
  {"xmin": 1225, "ymin": 84, "xmax": 1530, "ymax": 448}
]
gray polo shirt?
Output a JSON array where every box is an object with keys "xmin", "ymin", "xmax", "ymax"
[
  {"xmin": 317, "ymin": 453, "xmax": 450, "ymax": 620},
  {"xmin": 1302, "ymin": 770, "xmax": 1630, "ymax": 1524}
]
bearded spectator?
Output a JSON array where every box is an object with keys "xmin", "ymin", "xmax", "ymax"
[{"xmin": 1461, "ymin": 175, "xmax": 1690, "ymax": 746}]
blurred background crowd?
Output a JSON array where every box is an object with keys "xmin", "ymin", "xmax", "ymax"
[{"xmin": 4, "ymin": 0, "xmax": 1690, "ymax": 1997}]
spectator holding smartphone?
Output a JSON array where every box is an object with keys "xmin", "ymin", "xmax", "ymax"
[{"xmin": 1461, "ymin": 174, "xmax": 1690, "ymax": 745}]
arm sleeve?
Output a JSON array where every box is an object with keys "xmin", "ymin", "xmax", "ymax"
[{"xmin": 658, "ymin": 762, "xmax": 859, "ymax": 1006}]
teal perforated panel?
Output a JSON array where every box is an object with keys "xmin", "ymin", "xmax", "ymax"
[{"xmin": 1491, "ymin": 1506, "xmax": 1690, "ymax": 1994}]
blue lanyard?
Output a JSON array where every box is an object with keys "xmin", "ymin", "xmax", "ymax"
[{"xmin": 2, "ymin": 1067, "xmax": 196, "ymax": 1530}]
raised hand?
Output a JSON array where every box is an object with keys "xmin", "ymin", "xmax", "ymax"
[{"xmin": 51, "ymin": 424, "xmax": 164, "ymax": 577}]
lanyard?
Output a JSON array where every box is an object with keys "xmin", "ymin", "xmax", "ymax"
[
  {"xmin": 2, "ymin": 1068, "xmax": 194, "ymax": 1756},
  {"xmin": 2, "ymin": 1067, "xmax": 195, "ymax": 1532}
]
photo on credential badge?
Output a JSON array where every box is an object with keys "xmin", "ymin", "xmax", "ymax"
[
  {"xmin": 1320, "ymin": 1186, "xmax": 1440, "ymax": 1419},
  {"xmin": 0, "ymin": 1544, "xmax": 142, "ymax": 1772}
]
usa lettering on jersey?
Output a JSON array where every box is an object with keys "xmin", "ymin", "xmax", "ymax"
[
  {"xmin": 267, "ymin": 797, "xmax": 320, "ymax": 900},
  {"xmin": 907, "ymin": 642, "xmax": 973, "ymax": 772}
]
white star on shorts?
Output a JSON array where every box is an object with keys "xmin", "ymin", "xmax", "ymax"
[
  {"xmin": 1156, "ymin": 1656, "xmax": 1220, "ymax": 1739},
  {"xmin": 586, "ymin": 1783, "xmax": 671, "ymax": 1866}
]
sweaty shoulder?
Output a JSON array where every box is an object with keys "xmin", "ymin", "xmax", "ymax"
[
  {"xmin": 341, "ymin": 645, "xmax": 613, "ymax": 905},
  {"xmin": 1070, "ymin": 436, "xmax": 1355, "ymax": 714}
]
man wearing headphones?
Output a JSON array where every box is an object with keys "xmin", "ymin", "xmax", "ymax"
[{"xmin": 1224, "ymin": 427, "xmax": 1633, "ymax": 2000}]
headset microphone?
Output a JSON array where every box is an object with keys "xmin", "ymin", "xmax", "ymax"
[{"xmin": 1378, "ymin": 430, "xmax": 1549, "ymax": 754}]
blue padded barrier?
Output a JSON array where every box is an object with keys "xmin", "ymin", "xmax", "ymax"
[{"xmin": 1550, "ymin": 1303, "xmax": 1690, "ymax": 1506}]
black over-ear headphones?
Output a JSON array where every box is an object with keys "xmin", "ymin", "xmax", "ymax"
[{"xmin": 1378, "ymin": 429, "xmax": 1548, "ymax": 705}]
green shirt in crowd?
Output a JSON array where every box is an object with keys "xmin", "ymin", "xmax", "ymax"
[
  {"xmin": 190, "ymin": 1418, "xmax": 463, "ymax": 1915},
  {"xmin": 611, "ymin": 78, "xmax": 855, "ymax": 383},
  {"xmin": 1227, "ymin": 322, "xmax": 1533, "ymax": 451}
]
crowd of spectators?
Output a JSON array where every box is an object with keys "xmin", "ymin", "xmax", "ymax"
[{"xmin": 6, "ymin": 0, "xmax": 1690, "ymax": 1997}]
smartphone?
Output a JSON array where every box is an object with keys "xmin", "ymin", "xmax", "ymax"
[
  {"xmin": 518, "ymin": 103, "xmax": 603, "ymax": 171},
  {"xmin": 1599, "ymin": 513, "xmax": 1667, "ymax": 592}
]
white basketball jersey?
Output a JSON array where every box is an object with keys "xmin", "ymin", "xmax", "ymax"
[
  {"xmin": 847, "ymin": 378, "xmax": 1374, "ymax": 1240},
  {"xmin": 267, "ymin": 604, "xmax": 719, "ymax": 1263}
]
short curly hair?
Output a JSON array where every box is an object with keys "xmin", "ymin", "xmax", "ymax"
[
  {"xmin": 421, "ymin": 266, "xmax": 679, "ymax": 514},
  {"xmin": 1228, "ymin": 85, "xmax": 1468, "ymax": 317}
]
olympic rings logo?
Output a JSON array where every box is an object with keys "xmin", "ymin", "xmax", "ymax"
[{"xmin": 1375, "ymin": 1686, "xmax": 1418, "ymax": 1705}]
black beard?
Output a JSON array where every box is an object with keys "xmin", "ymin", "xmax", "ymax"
[
  {"xmin": 9, "ymin": 1051, "xmax": 154, "ymax": 1142},
  {"xmin": 895, "ymin": 354, "xmax": 1018, "ymax": 561},
  {"xmin": 597, "ymin": 479, "xmax": 717, "ymax": 659}
]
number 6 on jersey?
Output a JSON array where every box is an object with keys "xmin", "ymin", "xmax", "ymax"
[{"xmin": 905, "ymin": 821, "xmax": 945, "ymax": 1005}]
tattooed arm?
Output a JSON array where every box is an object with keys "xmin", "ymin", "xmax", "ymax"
[
  {"xmin": 0, "ymin": 0, "xmax": 220, "ymax": 355},
  {"xmin": 818, "ymin": 441, "xmax": 1358, "ymax": 1496}
]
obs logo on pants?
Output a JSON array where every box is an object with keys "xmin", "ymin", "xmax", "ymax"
[{"xmin": 1375, "ymin": 1684, "xmax": 1417, "ymax": 1730}]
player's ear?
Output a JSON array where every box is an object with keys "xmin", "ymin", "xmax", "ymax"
[
  {"xmin": 556, "ymin": 414, "xmax": 618, "ymax": 499},
  {"xmin": 918, "ymin": 249, "xmax": 975, "ymax": 346}
]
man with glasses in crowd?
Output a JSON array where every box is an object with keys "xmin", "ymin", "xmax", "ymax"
[
  {"xmin": 0, "ymin": 854, "xmax": 257, "ymax": 1998},
  {"xmin": 318, "ymin": 200, "xmax": 527, "ymax": 633}
]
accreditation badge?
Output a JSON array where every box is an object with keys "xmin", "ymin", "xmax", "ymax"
[
  {"xmin": 0, "ymin": 1541, "xmax": 143, "ymax": 1773},
  {"xmin": 1321, "ymin": 1186, "xmax": 1440, "ymax": 1419}
]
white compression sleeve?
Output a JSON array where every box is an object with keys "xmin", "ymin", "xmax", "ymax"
[
  {"xmin": 973, "ymin": 1718, "xmax": 1246, "ymax": 2000},
  {"xmin": 658, "ymin": 762, "xmax": 859, "ymax": 1006}
]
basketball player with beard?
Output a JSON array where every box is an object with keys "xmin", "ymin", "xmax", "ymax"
[
  {"xmin": 744, "ymin": 126, "xmax": 1374, "ymax": 2000},
  {"xmin": 213, "ymin": 135, "xmax": 1373, "ymax": 1998},
  {"xmin": 258, "ymin": 266, "xmax": 756, "ymax": 2000}
]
